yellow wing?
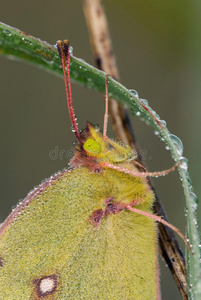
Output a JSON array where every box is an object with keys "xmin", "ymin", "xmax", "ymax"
[{"xmin": 0, "ymin": 165, "xmax": 158, "ymax": 300}]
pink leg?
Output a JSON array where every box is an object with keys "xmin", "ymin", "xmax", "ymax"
[
  {"xmin": 129, "ymin": 198, "xmax": 143, "ymax": 206},
  {"xmin": 101, "ymin": 161, "xmax": 180, "ymax": 178}
]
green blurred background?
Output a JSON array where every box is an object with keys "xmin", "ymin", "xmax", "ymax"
[{"xmin": 0, "ymin": 1, "xmax": 200, "ymax": 298}]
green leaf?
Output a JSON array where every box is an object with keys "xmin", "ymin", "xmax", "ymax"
[{"xmin": 0, "ymin": 21, "xmax": 201, "ymax": 299}]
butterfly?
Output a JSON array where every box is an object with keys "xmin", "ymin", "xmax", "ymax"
[{"xmin": 0, "ymin": 40, "xmax": 189, "ymax": 299}]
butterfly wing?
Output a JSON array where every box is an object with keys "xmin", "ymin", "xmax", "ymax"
[{"xmin": 0, "ymin": 167, "xmax": 158, "ymax": 299}]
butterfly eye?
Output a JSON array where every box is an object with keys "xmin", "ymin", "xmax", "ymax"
[{"xmin": 83, "ymin": 139, "xmax": 102, "ymax": 154}]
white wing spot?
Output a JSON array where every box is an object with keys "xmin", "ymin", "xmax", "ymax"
[{"xmin": 40, "ymin": 277, "xmax": 56, "ymax": 294}]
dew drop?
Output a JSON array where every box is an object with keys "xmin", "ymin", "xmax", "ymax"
[
  {"xmin": 154, "ymin": 113, "xmax": 160, "ymax": 119},
  {"xmin": 154, "ymin": 131, "xmax": 159, "ymax": 136},
  {"xmin": 24, "ymin": 39, "xmax": 32, "ymax": 45},
  {"xmin": 165, "ymin": 146, "xmax": 170, "ymax": 150},
  {"xmin": 140, "ymin": 98, "xmax": 148, "ymax": 105},
  {"xmin": 136, "ymin": 111, "xmax": 141, "ymax": 116},
  {"xmin": 94, "ymin": 124, "xmax": 100, "ymax": 131},
  {"xmin": 3, "ymin": 29, "xmax": 12, "ymax": 37},
  {"xmin": 160, "ymin": 120, "xmax": 167, "ymax": 127},
  {"xmin": 189, "ymin": 191, "xmax": 198, "ymax": 211},
  {"xmin": 11, "ymin": 203, "xmax": 17, "ymax": 211},
  {"xmin": 69, "ymin": 46, "xmax": 73, "ymax": 55},
  {"xmin": 169, "ymin": 134, "xmax": 183, "ymax": 155},
  {"xmin": 180, "ymin": 157, "xmax": 188, "ymax": 170},
  {"xmin": 129, "ymin": 89, "xmax": 139, "ymax": 98}
]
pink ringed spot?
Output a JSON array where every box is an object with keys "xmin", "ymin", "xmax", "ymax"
[{"xmin": 32, "ymin": 274, "xmax": 58, "ymax": 298}]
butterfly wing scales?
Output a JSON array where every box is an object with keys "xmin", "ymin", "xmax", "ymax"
[{"xmin": 0, "ymin": 167, "xmax": 158, "ymax": 299}]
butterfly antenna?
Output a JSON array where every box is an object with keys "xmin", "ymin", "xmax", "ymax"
[
  {"xmin": 103, "ymin": 74, "xmax": 109, "ymax": 139},
  {"xmin": 57, "ymin": 40, "xmax": 80, "ymax": 140}
]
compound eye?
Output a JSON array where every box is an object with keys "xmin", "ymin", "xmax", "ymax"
[{"xmin": 83, "ymin": 139, "xmax": 102, "ymax": 154}]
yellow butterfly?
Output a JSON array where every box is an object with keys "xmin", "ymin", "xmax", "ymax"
[{"xmin": 0, "ymin": 40, "xmax": 189, "ymax": 300}]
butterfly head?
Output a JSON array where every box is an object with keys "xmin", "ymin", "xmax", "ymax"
[{"xmin": 74, "ymin": 122, "xmax": 135, "ymax": 165}]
